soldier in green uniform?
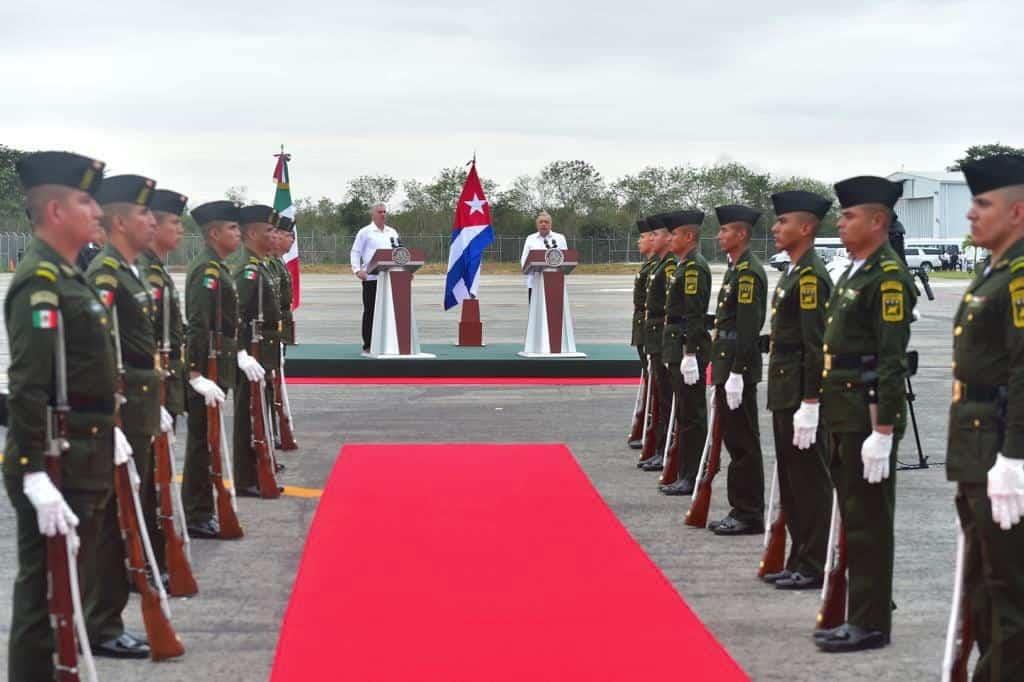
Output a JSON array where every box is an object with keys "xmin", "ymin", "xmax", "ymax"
[
  {"xmin": 628, "ymin": 219, "xmax": 654, "ymax": 450},
  {"xmin": 232, "ymin": 205, "xmax": 282, "ymax": 497},
  {"xmin": 181, "ymin": 201, "xmax": 241, "ymax": 538},
  {"xmin": 84, "ymin": 174, "xmax": 161, "ymax": 658},
  {"xmin": 814, "ymin": 176, "xmax": 915, "ymax": 653},
  {"xmin": 638, "ymin": 214, "xmax": 677, "ymax": 470},
  {"xmin": 946, "ymin": 154, "xmax": 1024, "ymax": 679},
  {"xmin": 4, "ymin": 151, "xmax": 124, "ymax": 679},
  {"xmin": 707, "ymin": 205, "xmax": 768, "ymax": 535},
  {"xmin": 660, "ymin": 210, "xmax": 711, "ymax": 495},
  {"xmin": 763, "ymin": 191, "xmax": 834, "ymax": 589},
  {"xmin": 138, "ymin": 189, "xmax": 188, "ymax": 563},
  {"xmin": 272, "ymin": 215, "xmax": 296, "ymax": 345}
]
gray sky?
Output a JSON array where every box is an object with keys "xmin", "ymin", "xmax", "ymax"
[{"xmin": 3, "ymin": 0, "xmax": 1021, "ymax": 205}]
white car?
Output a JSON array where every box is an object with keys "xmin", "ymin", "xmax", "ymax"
[
  {"xmin": 768, "ymin": 251, "xmax": 790, "ymax": 271},
  {"xmin": 903, "ymin": 247, "xmax": 943, "ymax": 273}
]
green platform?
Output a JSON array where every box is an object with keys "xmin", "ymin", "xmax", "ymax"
[{"xmin": 284, "ymin": 343, "xmax": 641, "ymax": 378}]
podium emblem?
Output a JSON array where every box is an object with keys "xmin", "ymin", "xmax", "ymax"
[
  {"xmin": 544, "ymin": 248, "xmax": 564, "ymax": 267},
  {"xmin": 393, "ymin": 246, "xmax": 412, "ymax": 266}
]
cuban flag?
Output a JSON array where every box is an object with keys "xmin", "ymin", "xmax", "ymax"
[{"xmin": 444, "ymin": 161, "xmax": 495, "ymax": 310}]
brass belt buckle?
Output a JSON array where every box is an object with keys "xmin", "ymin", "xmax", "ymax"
[
  {"xmin": 952, "ymin": 380, "xmax": 962, "ymax": 403},
  {"xmin": 824, "ymin": 353, "xmax": 832, "ymax": 371}
]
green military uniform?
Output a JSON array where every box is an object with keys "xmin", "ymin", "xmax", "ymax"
[
  {"xmin": 139, "ymin": 250, "xmax": 185, "ymax": 416},
  {"xmin": 4, "ymin": 150, "xmax": 116, "ymax": 680},
  {"xmin": 661, "ymin": 211, "xmax": 711, "ymax": 488},
  {"xmin": 631, "ymin": 245, "xmax": 656, "ymax": 360},
  {"xmin": 182, "ymin": 233, "xmax": 240, "ymax": 528},
  {"xmin": 232, "ymin": 245, "xmax": 282, "ymax": 491},
  {"xmin": 710, "ymin": 215, "xmax": 768, "ymax": 528},
  {"xmin": 640, "ymin": 245, "xmax": 677, "ymax": 466},
  {"xmin": 947, "ymin": 156, "xmax": 1024, "ymax": 679},
  {"xmin": 767, "ymin": 244, "xmax": 833, "ymax": 578},
  {"xmin": 85, "ymin": 234, "xmax": 162, "ymax": 641}
]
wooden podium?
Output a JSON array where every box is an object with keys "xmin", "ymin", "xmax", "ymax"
[
  {"xmin": 519, "ymin": 248, "xmax": 586, "ymax": 357},
  {"xmin": 366, "ymin": 247, "xmax": 435, "ymax": 358}
]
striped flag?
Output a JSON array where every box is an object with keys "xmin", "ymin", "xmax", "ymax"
[
  {"xmin": 444, "ymin": 160, "xmax": 495, "ymax": 310},
  {"xmin": 273, "ymin": 149, "xmax": 301, "ymax": 309}
]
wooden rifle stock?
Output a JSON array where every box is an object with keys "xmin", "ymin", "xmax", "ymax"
[
  {"xmin": 249, "ymin": 340, "xmax": 280, "ymax": 499},
  {"xmin": 206, "ymin": 345, "xmax": 244, "ymax": 539},
  {"xmin": 758, "ymin": 511, "xmax": 787, "ymax": 578},
  {"xmin": 685, "ymin": 386, "xmax": 721, "ymax": 528},
  {"xmin": 817, "ymin": 526, "xmax": 847, "ymax": 630},
  {"xmin": 272, "ymin": 367, "xmax": 298, "ymax": 450},
  {"xmin": 627, "ymin": 368, "xmax": 648, "ymax": 444},
  {"xmin": 45, "ymin": 442, "xmax": 81, "ymax": 681},
  {"xmin": 943, "ymin": 527, "xmax": 972, "ymax": 682},
  {"xmin": 639, "ymin": 361, "xmax": 663, "ymax": 463}
]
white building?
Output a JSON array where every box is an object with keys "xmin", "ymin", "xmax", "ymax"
[{"xmin": 886, "ymin": 171, "xmax": 972, "ymax": 241}]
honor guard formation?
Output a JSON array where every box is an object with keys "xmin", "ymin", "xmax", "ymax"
[
  {"xmin": 3, "ymin": 151, "xmax": 300, "ymax": 680},
  {"xmin": 4, "ymin": 149, "xmax": 1024, "ymax": 681}
]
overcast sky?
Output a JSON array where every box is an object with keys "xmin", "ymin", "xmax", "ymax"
[{"xmin": 3, "ymin": 0, "xmax": 1021, "ymax": 205}]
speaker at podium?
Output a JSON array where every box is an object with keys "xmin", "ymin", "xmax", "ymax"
[
  {"xmin": 365, "ymin": 244, "xmax": 436, "ymax": 359},
  {"xmin": 519, "ymin": 246, "xmax": 586, "ymax": 357}
]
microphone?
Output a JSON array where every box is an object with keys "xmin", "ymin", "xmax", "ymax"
[{"xmin": 390, "ymin": 237, "xmax": 397, "ymax": 248}]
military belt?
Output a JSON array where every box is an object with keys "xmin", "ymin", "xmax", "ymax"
[
  {"xmin": 952, "ymin": 381, "xmax": 1007, "ymax": 404},
  {"xmin": 771, "ymin": 341, "xmax": 801, "ymax": 354},
  {"xmin": 713, "ymin": 329, "xmax": 738, "ymax": 341},
  {"xmin": 68, "ymin": 394, "xmax": 115, "ymax": 414},
  {"xmin": 122, "ymin": 349, "xmax": 155, "ymax": 370},
  {"xmin": 823, "ymin": 353, "xmax": 877, "ymax": 371},
  {"xmin": 666, "ymin": 315, "xmax": 689, "ymax": 324}
]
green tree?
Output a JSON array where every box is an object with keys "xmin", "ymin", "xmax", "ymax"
[
  {"xmin": 346, "ymin": 175, "xmax": 397, "ymax": 206},
  {"xmin": 947, "ymin": 143, "xmax": 1024, "ymax": 171},
  {"xmin": 1, "ymin": 144, "xmax": 30, "ymax": 231}
]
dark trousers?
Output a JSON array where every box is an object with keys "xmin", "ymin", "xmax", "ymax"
[
  {"xmin": 362, "ymin": 280, "xmax": 377, "ymax": 349},
  {"xmin": 956, "ymin": 482, "xmax": 1024, "ymax": 681},
  {"xmin": 234, "ymin": 376, "xmax": 257, "ymax": 490},
  {"xmin": 771, "ymin": 408, "xmax": 831, "ymax": 576},
  {"xmin": 649, "ymin": 353, "xmax": 672, "ymax": 455},
  {"xmin": 717, "ymin": 383, "xmax": 765, "ymax": 525},
  {"xmin": 666, "ymin": 363, "xmax": 707, "ymax": 484},
  {"xmin": 4, "ymin": 479, "xmax": 107, "ymax": 682},
  {"xmin": 183, "ymin": 387, "xmax": 214, "ymax": 525},
  {"xmin": 829, "ymin": 431, "xmax": 898, "ymax": 635}
]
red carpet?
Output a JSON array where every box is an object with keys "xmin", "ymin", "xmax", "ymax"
[
  {"xmin": 288, "ymin": 376, "xmax": 636, "ymax": 385},
  {"xmin": 271, "ymin": 443, "xmax": 747, "ymax": 682}
]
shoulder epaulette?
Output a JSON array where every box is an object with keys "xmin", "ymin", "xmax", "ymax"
[
  {"xmin": 208, "ymin": 259, "xmax": 221, "ymax": 268},
  {"xmin": 800, "ymin": 265, "xmax": 813, "ymax": 274},
  {"xmin": 737, "ymin": 262, "xmax": 750, "ymax": 271},
  {"xmin": 204, "ymin": 266, "xmax": 219, "ymax": 277},
  {"xmin": 880, "ymin": 259, "xmax": 901, "ymax": 272},
  {"xmin": 35, "ymin": 261, "xmax": 58, "ymax": 282},
  {"xmin": 1010, "ymin": 256, "xmax": 1024, "ymax": 272},
  {"xmin": 101, "ymin": 256, "xmax": 120, "ymax": 270},
  {"xmin": 59, "ymin": 264, "xmax": 74, "ymax": 277},
  {"xmin": 248, "ymin": 256, "xmax": 260, "ymax": 265}
]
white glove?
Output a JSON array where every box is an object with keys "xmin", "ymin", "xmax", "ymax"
[
  {"xmin": 113, "ymin": 426, "xmax": 133, "ymax": 466},
  {"xmin": 189, "ymin": 375, "xmax": 226, "ymax": 407},
  {"xmin": 681, "ymin": 354, "xmax": 700, "ymax": 385},
  {"xmin": 724, "ymin": 372, "xmax": 744, "ymax": 410},
  {"xmin": 237, "ymin": 350, "xmax": 266, "ymax": 382},
  {"xmin": 861, "ymin": 430, "xmax": 893, "ymax": 484},
  {"xmin": 23, "ymin": 472, "xmax": 78, "ymax": 537},
  {"xmin": 792, "ymin": 401, "xmax": 819, "ymax": 450},
  {"xmin": 160, "ymin": 406, "xmax": 174, "ymax": 434},
  {"xmin": 988, "ymin": 453, "xmax": 1024, "ymax": 530}
]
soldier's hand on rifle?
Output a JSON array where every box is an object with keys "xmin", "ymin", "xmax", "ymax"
[
  {"xmin": 237, "ymin": 350, "xmax": 266, "ymax": 382},
  {"xmin": 860, "ymin": 430, "xmax": 892, "ymax": 483},
  {"xmin": 189, "ymin": 375, "xmax": 225, "ymax": 407},
  {"xmin": 160, "ymin": 406, "xmax": 175, "ymax": 440},
  {"xmin": 681, "ymin": 354, "xmax": 700, "ymax": 385},
  {"xmin": 792, "ymin": 401, "xmax": 819, "ymax": 449},
  {"xmin": 988, "ymin": 453, "xmax": 1024, "ymax": 530},
  {"xmin": 113, "ymin": 426, "xmax": 133, "ymax": 466},
  {"xmin": 725, "ymin": 372, "xmax": 744, "ymax": 410},
  {"xmin": 23, "ymin": 472, "xmax": 79, "ymax": 537}
]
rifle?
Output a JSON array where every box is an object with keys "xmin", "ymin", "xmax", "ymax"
[
  {"xmin": 685, "ymin": 382, "xmax": 721, "ymax": 528},
  {"xmin": 111, "ymin": 307, "xmax": 185, "ymax": 661},
  {"xmin": 941, "ymin": 522, "xmax": 972, "ymax": 682},
  {"xmin": 758, "ymin": 463, "xmax": 787, "ymax": 578},
  {"xmin": 250, "ymin": 265, "xmax": 280, "ymax": 498},
  {"xmin": 155, "ymin": 285, "xmax": 198, "ymax": 597},
  {"xmin": 638, "ymin": 357, "xmax": 662, "ymax": 464},
  {"xmin": 46, "ymin": 311, "xmax": 98, "ymax": 682},
  {"xmin": 915, "ymin": 268, "xmax": 935, "ymax": 302},
  {"xmin": 659, "ymin": 395, "xmax": 680, "ymax": 485},
  {"xmin": 627, "ymin": 366, "xmax": 648, "ymax": 446},
  {"xmin": 207, "ymin": 276, "xmax": 244, "ymax": 540},
  {"xmin": 816, "ymin": 491, "xmax": 847, "ymax": 630},
  {"xmin": 272, "ymin": 347, "xmax": 297, "ymax": 450}
]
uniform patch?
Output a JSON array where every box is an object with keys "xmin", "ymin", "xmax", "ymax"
[
  {"xmin": 30, "ymin": 291, "xmax": 59, "ymax": 308},
  {"xmin": 94, "ymin": 273, "xmax": 118, "ymax": 288},
  {"xmin": 738, "ymin": 274, "xmax": 755, "ymax": 304},
  {"xmin": 34, "ymin": 268, "xmax": 56, "ymax": 282},
  {"xmin": 204, "ymin": 267, "xmax": 219, "ymax": 277},
  {"xmin": 98, "ymin": 289, "xmax": 115, "ymax": 307},
  {"xmin": 151, "ymin": 286, "xmax": 163, "ymax": 300},
  {"xmin": 664, "ymin": 262, "xmax": 676, "ymax": 279},
  {"xmin": 203, "ymin": 276, "xmax": 219, "ymax": 290},
  {"xmin": 685, "ymin": 270, "xmax": 698, "ymax": 295},
  {"xmin": 737, "ymin": 262, "xmax": 750, "ymax": 271},
  {"xmin": 800, "ymin": 275, "xmax": 817, "ymax": 310},
  {"xmin": 32, "ymin": 309, "xmax": 57, "ymax": 329},
  {"xmin": 881, "ymin": 280, "xmax": 904, "ymax": 322},
  {"xmin": 101, "ymin": 257, "xmax": 120, "ymax": 269},
  {"xmin": 1010, "ymin": 278, "xmax": 1024, "ymax": 328},
  {"xmin": 244, "ymin": 267, "xmax": 258, "ymax": 281}
]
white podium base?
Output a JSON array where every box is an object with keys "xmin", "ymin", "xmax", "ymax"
[
  {"xmin": 365, "ymin": 352, "xmax": 437, "ymax": 360},
  {"xmin": 517, "ymin": 351, "xmax": 587, "ymax": 358},
  {"xmin": 370, "ymin": 270, "xmax": 426, "ymax": 356},
  {"xmin": 522, "ymin": 274, "xmax": 579, "ymax": 355}
]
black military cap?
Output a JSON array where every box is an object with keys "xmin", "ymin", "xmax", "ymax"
[
  {"xmin": 150, "ymin": 189, "xmax": 188, "ymax": 215},
  {"xmin": 15, "ymin": 151, "xmax": 105, "ymax": 195},
  {"xmin": 95, "ymin": 174, "xmax": 156, "ymax": 206},
  {"xmin": 961, "ymin": 154, "xmax": 1024, "ymax": 196},
  {"xmin": 771, "ymin": 190, "xmax": 832, "ymax": 219},
  {"xmin": 191, "ymin": 200, "xmax": 241, "ymax": 225},
  {"xmin": 833, "ymin": 176, "xmax": 902, "ymax": 209},
  {"xmin": 274, "ymin": 215, "xmax": 295, "ymax": 232},
  {"xmin": 665, "ymin": 209, "xmax": 705, "ymax": 229},
  {"xmin": 239, "ymin": 204, "xmax": 278, "ymax": 225},
  {"xmin": 645, "ymin": 214, "xmax": 664, "ymax": 230},
  {"xmin": 636, "ymin": 218, "xmax": 650, "ymax": 234},
  {"xmin": 715, "ymin": 204, "xmax": 762, "ymax": 226}
]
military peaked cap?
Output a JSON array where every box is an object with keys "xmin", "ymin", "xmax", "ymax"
[
  {"xmin": 961, "ymin": 154, "xmax": 1024, "ymax": 196},
  {"xmin": 771, "ymin": 190, "xmax": 832, "ymax": 219},
  {"xmin": 151, "ymin": 189, "xmax": 188, "ymax": 215},
  {"xmin": 636, "ymin": 218, "xmax": 650, "ymax": 234},
  {"xmin": 95, "ymin": 174, "xmax": 156, "ymax": 206},
  {"xmin": 191, "ymin": 200, "xmax": 241, "ymax": 225},
  {"xmin": 275, "ymin": 215, "xmax": 295, "ymax": 232},
  {"xmin": 715, "ymin": 204, "xmax": 762, "ymax": 226},
  {"xmin": 15, "ymin": 151, "xmax": 105, "ymax": 195},
  {"xmin": 665, "ymin": 209, "xmax": 705, "ymax": 228},
  {"xmin": 239, "ymin": 204, "xmax": 278, "ymax": 225},
  {"xmin": 645, "ymin": 214, "xmax": 665, "ymax": 230},
  {"xmin": 833, "ymin": 176, "xmax": 902, "ymax": 209}
]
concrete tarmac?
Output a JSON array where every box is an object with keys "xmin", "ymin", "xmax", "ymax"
[{"xmin": 0, "ymin": 270, "xmax": 969, "ymax": 680}]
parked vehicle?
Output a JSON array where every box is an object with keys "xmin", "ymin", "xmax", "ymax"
[
  {"xmin": 768, "ymin": 251, "xmax": 790, "ymax": 271},
  {"xmin": 903, "ymin": 247, "xmax": 944, "ymax": 272}
]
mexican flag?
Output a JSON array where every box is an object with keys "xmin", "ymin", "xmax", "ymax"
[{"xmin": 273, "ymin": 149, "xmax": 300, "ymax": 309}]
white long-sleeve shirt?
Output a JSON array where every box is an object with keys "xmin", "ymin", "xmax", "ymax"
[
  {"xmin": 350, "ymin": 223, "xmax": 400, "ymax": 281},
  {"xmin": 520, "ymin": 230, "xmax": 568, "ymax": 288}
]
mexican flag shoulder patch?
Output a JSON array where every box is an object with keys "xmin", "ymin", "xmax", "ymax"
[
  {"xmin": 203, "ymin": 276, "xmax": 219, "ymax": 290},
  {"xmin": 32, "ymin": 309, "xmax": 57, "ymax": 329}
]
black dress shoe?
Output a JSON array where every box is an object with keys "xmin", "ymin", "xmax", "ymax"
[
  {"xmin": 187, "ymin": 519, "xmax": 220, "ymax": 539},
  {"xmin": 93, "ymin": 632, "xmax": 150, "ymax": 659},
  {"xmin": 659, "ymin": 478, "xmax": 695, "ymax": 496},
  {"xmin": 627, "ymin": 439, "xmax": 643, "ymax": 450},
  {"xmin": 275, "ymin": 461, "xmax": 286, "ymax": 473},
  {"xmin": 711, "ymin": 516, "xmax": 764, "ymax": 536},
  {"xmin": 776, "ymin": 572, "xmax": 823, "ymax": 590},
  {"xmin": 762, "ymin": 569, "xmax": 792, "ymax": 584},
  {"xmin": 641, "ymin": 456, "xmax": 664, "ymax": 471},
  {"xmin": 237, "ymin": 485, "xmax": 262, "ymax": 498},
  {"xmin": 816, "ymin": 624, "xmax": 890, "ymax": 652},
  {"xmin": 813, "ymin": 624, "xmax": 845, "ymax": 642}
]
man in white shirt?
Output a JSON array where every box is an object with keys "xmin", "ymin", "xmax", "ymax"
[
  {"xmin": 519, "ymin": 211, "xmax": 567, "ymax": 302},
  {"xmin": 350, "ymin": 203, "xmax": 400, "ymax": 351}
]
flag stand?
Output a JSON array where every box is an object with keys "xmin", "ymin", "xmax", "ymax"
[{"xmin": 457, "ymin": 298, "xmax": 484, "ymax": 346}]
